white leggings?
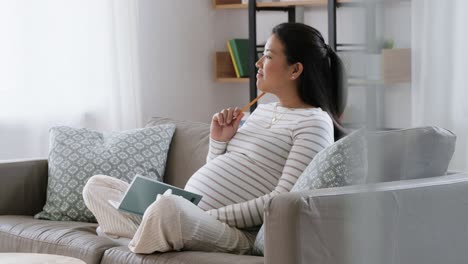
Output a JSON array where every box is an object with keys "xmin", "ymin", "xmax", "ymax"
[{"xmin": 82, "ymin": 175, "xmax": 254, "ymax": 254}]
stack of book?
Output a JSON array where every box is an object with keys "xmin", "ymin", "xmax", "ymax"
[{"xmin": 227, "ymin": 39, "xmax": 249, "ymax": 78}]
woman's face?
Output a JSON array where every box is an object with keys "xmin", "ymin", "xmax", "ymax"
[{"xmin": 255, "ymin": 34, "xmax": 294, "ymax": 95}]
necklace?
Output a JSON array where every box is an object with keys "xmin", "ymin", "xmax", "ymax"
[{"xmin": 271, "ymin": 103, "xmax": 286, "ymax": 125}]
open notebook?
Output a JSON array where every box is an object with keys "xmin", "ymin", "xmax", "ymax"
[{"xmin": 108, "ymin": 174, "xmax": 203, "ymax": 216}]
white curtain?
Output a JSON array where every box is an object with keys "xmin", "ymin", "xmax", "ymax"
[
  {"xmin": 412, "ymin": 0, "xmax": 468, "ymax": 171},
  {"xmin": 0, "ymin": 0, "xmax": 143, "ymax": 160}
]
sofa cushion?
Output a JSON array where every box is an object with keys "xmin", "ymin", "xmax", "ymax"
[
  {"xmin": 101, "ymin": 246, "xmax": 263, "ymax": 264},
  {"xmin": 35, "ymin": 125, "xmax": 175, "ymax": 222},
  {"xmin": 366, "ymin": 126, "xmax": 456, "ymax": 183},
  {"xmin": 0, "ymin": 215, "xmax": 118, "ymax": 264},
  {"xmin": 145, "ymin": 117, "xmax": 210, "ymax": 188},
  {"xmin": 252, "ymin": 129, "xmax": 368, "ymax": 256}
]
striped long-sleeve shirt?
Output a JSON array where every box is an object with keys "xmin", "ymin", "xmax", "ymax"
[{"xmin": 184, "ymin": 102, "xmax": 334, "ymax": 228}]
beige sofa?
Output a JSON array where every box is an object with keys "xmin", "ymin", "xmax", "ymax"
[{"xmin": 1, "ymin": 117, "xmax": 468, "ymax": 264}]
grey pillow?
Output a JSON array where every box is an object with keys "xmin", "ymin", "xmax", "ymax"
[
  {"xmin": 35, "ymin": 125, "xmax": 175, "ymax": 222},
  {"xmin": 366, "ymin": 126, "xmax": 456, "ymax": 183},
  {"xmin": 252, "ymin": 129, "xmax": 368, "ymax": 256}
]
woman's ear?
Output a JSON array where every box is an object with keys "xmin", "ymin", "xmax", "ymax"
[{"xmin": 290, "ymin": 62, "xmax": 304, "ymax": 80}]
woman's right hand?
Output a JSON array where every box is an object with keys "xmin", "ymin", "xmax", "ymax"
[{"xmin": 210, "ymin": 107, "xmax": 244, "ymax": 142}]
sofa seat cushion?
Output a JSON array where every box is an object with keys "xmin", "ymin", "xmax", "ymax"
[
  {"xmin": 101, "ymin": 246, "xmax": 264, "ymax": 264},
  {"xmin": 0, "ymin": 215, "xmax": 118, "ymax": 264}
]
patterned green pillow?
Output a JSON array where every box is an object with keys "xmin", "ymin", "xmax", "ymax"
[
  {"xmin": 34, "ymin": 125, "xmax": 175, "ymax": 222},
  {"xmin": 252, "ymin": 129, "xmax": 368, "ymax": 256}
]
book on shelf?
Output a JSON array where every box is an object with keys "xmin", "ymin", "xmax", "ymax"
[
  {"xmin": 227, "ymin": 41, "xmax": 240, "ymax": 78},
  {"xmin": 227, "ymin": 39, "xmax": 249, "ymax": 78}
]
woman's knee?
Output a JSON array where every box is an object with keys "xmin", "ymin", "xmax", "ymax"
[
  {"xmin": 82, "ymin": 175, "xmax": 110, "ymax": 199},
  {"xmin": 133, "ymin": 195, "xmax": 185, "ymax": 253},
  {"xmin": 87, "ymin": 174, "xmax": 112, "ymax": 185},
  {"xmin": 145, "ymin": 195, "xmax": 182, "ymax": 220}
]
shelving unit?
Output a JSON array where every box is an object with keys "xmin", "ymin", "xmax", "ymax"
[
  {"xmin": 213, "ymin": 0, "xmax": 358, "ymax": 112},
  {"xmin": 247, "ymin": 0, "xmax": 361, "ymax": 111},
  {"xmin": 213, "ymin": 0, "xmax": 410, "ymax": 120},
  {"xmin": 213, "ymin": 0, "xmax": 313, "ymax": 85}
]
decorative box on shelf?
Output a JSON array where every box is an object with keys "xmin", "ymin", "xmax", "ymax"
[
  {"xmin": 345, "ymin": 48, "xmax": 411, "ymax": 85},
  {"xmin": 382, "ymin": 48, "xmax": 411, "ymax": 84}
]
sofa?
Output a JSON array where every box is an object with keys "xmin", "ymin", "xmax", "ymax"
[{"xmin": 1, "ymin": 117, "xmax": 468, "ymax": 264}]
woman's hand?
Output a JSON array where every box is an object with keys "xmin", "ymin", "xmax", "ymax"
[{"xmin": 210, "ymin": 107, "xmax": 244, "ymax": 142}]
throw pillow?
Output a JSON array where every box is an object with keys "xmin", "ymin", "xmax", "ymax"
[
  {"xmin": 366, "ymin": 126, "xmax": 456, "ymax": 183},
  {"xmin": 252, "ymin": 129, "xmax": 368, "ymax": 256},
  {"xmin": 34, "ymin": 124, "xmax": 176, "ymax": 222}
]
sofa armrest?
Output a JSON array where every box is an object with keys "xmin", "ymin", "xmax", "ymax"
[
  {"xmin": 263, "ymin": 173, "xmax": 468, "ymax": 264},
  {"xmin": 0, "ymin": 159, "xmax": 48, "ymax": 215}
]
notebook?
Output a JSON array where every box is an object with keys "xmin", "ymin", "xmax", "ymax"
[{"xmin": 108, "ymin": 174, "xmax": 203, "ymax": 216}]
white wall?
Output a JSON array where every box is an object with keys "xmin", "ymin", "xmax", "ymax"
[
  {"xmin": 137, "ymin": 0, "xmax": 248, "ymax": 124},
  {"xmin": 137, "ymin": 0, "xmax": 411, "ymax": 128}
]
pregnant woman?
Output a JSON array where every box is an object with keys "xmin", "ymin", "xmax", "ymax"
[{"xmin": 83, "ymin": 22, "xmax": 346, "ymax": 254}]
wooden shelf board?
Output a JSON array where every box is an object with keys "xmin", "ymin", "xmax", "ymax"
[
  {"xmin": 214, "ymin": 3, "xmax": 248, "ymax": 9},
  {"xmin": 216, "ymin": 77, "xmax": 249, "ymax": 83}
]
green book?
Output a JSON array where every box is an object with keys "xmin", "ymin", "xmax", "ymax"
[
  {"xmin": 228, "ymin": 39, "xmax": 249, "ymax": 77},
  {"xmin": 227, "ymin": 41, "xmax": 240, "ymax": 78},
  {"xmin": 108, "ymin": 174, "xmax": 203, "ymax": 216}
]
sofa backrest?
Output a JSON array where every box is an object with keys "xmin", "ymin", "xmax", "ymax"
[
  {"xmin": 146, "ymin": 116, "xmax": 456, "ymax": 187},
  {"xmin": 366, "ymin": 126, "xmax": 456, "ymax": 183},
  {"xmin": 146, "ymin": 117, "xmax": 210, "ymax": 188}
]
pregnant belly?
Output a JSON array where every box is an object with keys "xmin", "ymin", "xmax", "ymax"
[{"xmin": 184, "ymin": 153, "xmax": 279, "ymax": 210}]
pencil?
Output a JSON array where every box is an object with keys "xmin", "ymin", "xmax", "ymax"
[{"xmin": 240, "ymin": 92, "xmax": 266, "ymax": 113}]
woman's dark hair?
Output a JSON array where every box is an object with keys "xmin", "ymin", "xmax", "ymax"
[{"xmin": 272, "ymin": 22, "xmax": 347, "ymax": 141}]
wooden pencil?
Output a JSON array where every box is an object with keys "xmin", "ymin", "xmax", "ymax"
[{"xmin": 240, "ymin": 92, "xmax": 266, "ymax": 113}]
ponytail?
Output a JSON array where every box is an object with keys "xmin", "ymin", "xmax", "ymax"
[{"xmin": 327, "ymin": 48, "xmax": 348, "ymax": 140}]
